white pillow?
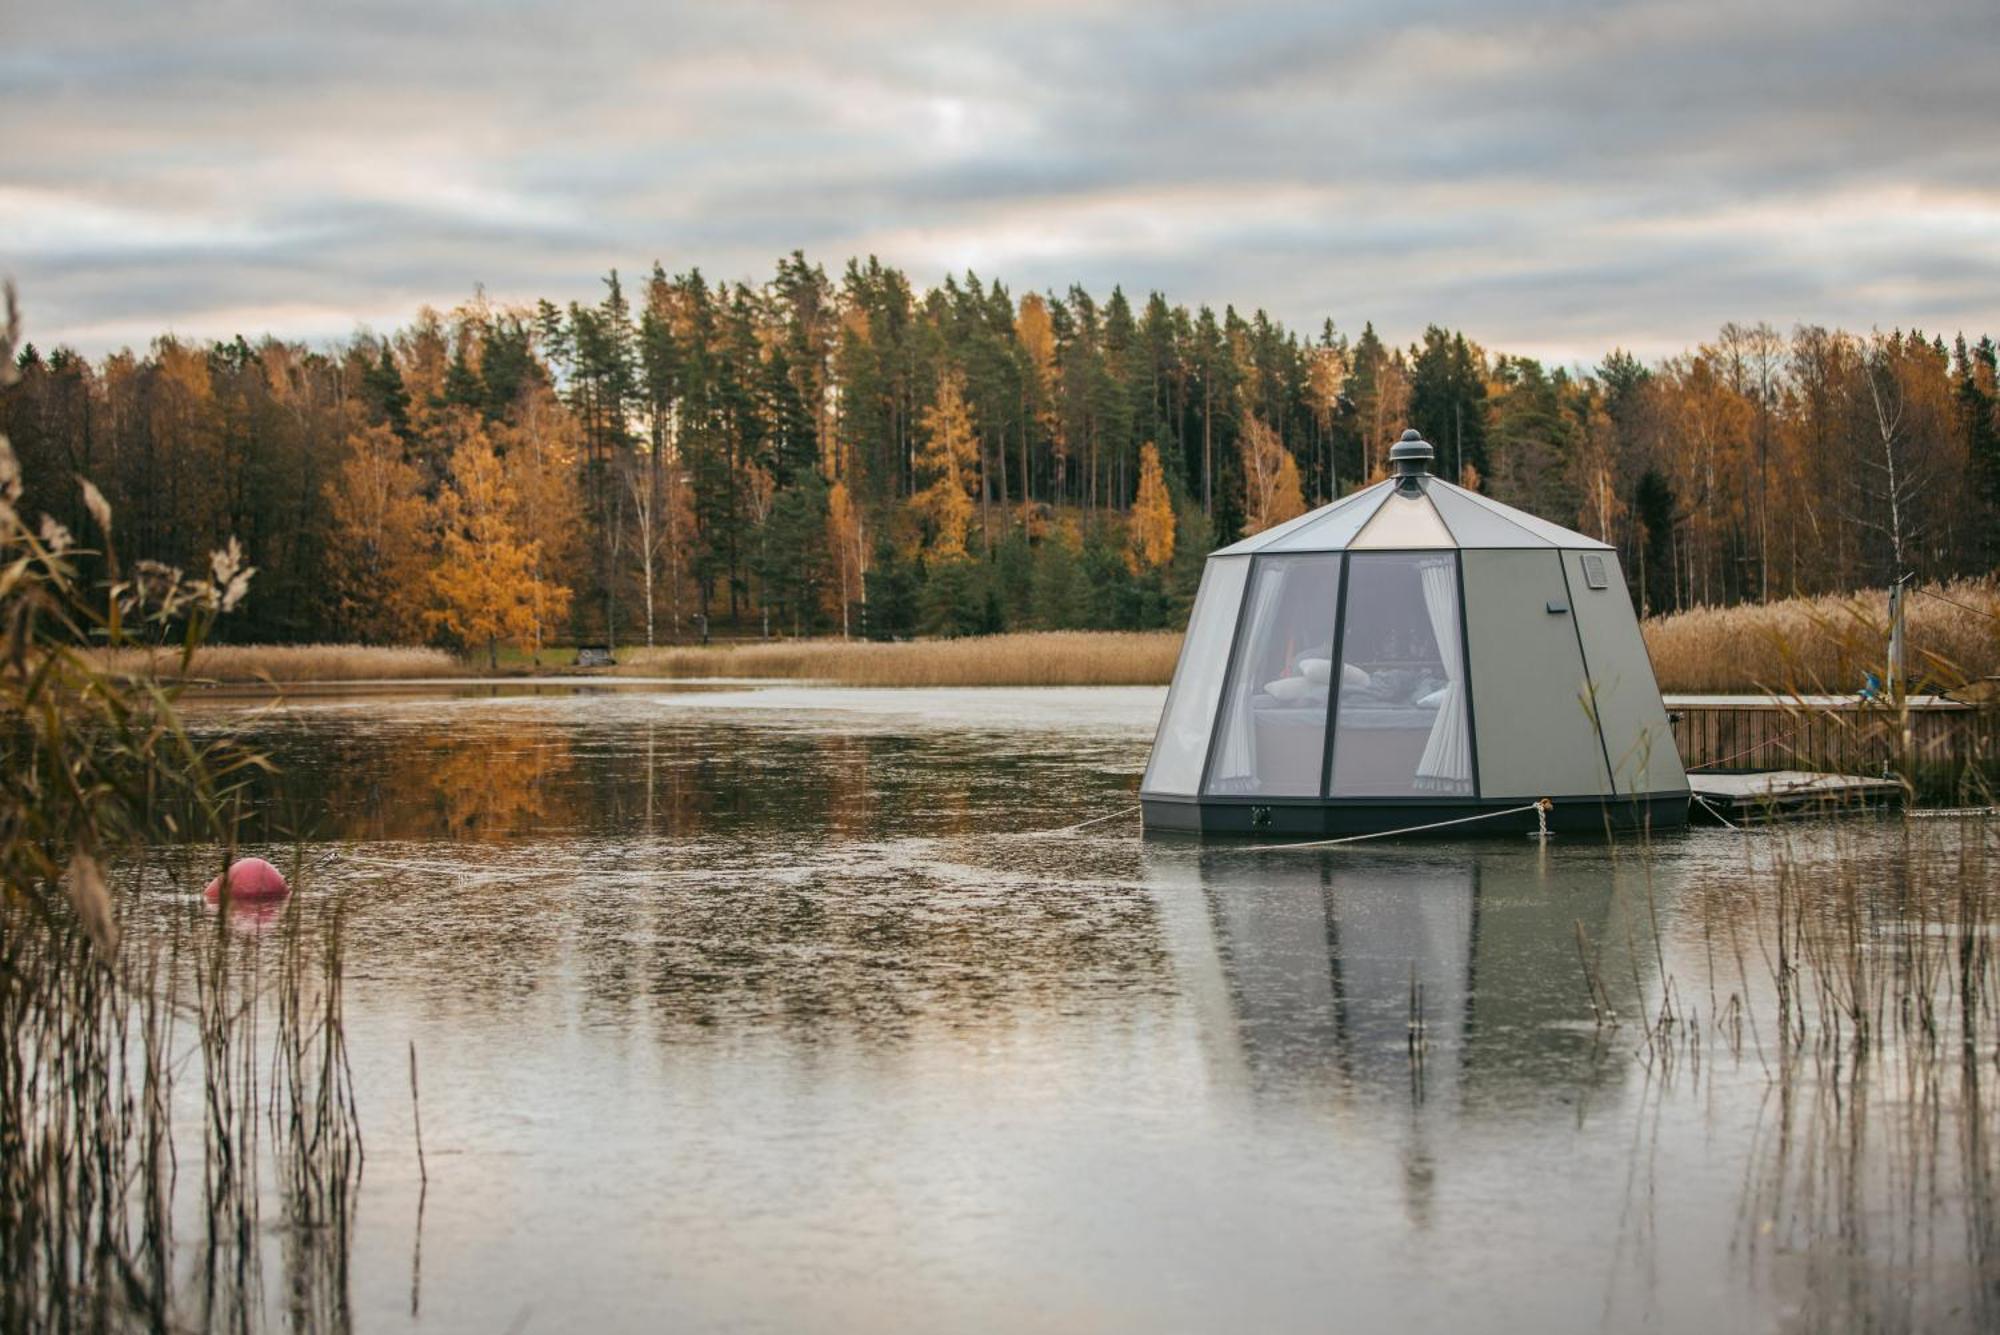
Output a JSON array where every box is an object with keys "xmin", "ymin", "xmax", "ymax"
[
  {"xmin": 1341, "ymin": 663, "xmax": 1371, "ymax": 692},
  {"xmin": 1416, "ymin": 686, "xmax": 1450, "ymax": 709},
  {"xmin": 1265, "ymin": 675, "xmax": 1317, "ymax": 702},
  {"xmin": 1297, "ymin": 657, "xmax": 1331, "ymax": 684}
]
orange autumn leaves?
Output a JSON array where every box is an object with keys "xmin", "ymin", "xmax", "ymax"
[
  {"xmin": 1125, "ymin": 443, "xmax": 1175, "ymax": 574},
  {"xmin": 327, "ymin": 409, "xmax": 572, "ymax": 664},
  {"xmin": 1240, "ymin": 418, "xmax": 1306, "ymax": 536}
]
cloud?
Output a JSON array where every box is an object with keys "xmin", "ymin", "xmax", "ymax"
[{"xmin": 2, "ymin": 0, "xmax": 1995, "ymax": 362}]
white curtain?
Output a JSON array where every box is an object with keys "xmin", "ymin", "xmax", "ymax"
[
  {"xmin": 1415, "ymin": 558, "xmax": 1473, "ymax": 793},
  {"xmin": 1212, "ymin": 564, "xmax": 1288, "ymax": 789}
]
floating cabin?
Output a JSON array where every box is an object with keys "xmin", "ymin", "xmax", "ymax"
[{"xmin": 1141, "ymin": 430, "xmax": 1690, "ymax": 837}]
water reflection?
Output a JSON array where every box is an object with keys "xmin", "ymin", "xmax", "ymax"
[
  {"xmin": 112, "ymin": 687, "xmax": 1998, "ymax": 1333},
  {"xmin": 1150, "ymin": 843, "xmax": 1653, "ymax": 1095},
  {"xmin": 1146, "ymin": 843, "xmax": 1656, "ymax": 1228}
]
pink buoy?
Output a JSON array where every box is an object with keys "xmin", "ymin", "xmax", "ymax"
[{"xmin": 202, "ymin": 856, "xmax": 290, "ymax": 904}]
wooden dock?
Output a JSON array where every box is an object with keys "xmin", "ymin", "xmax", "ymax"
[
  {"xmin": 1666, "ymin": 693, "xmax": 1996, "ymax": 786},
  {"xmin": 1687, "ymin": 770, "xmax": 1904, "ymax": 824}
]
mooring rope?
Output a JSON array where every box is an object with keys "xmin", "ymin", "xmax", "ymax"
[
  {"xmin": 1691, "ymin": 792, "xmax": 1742, "ymax": 831},
  {"xmin": 1688, "ymin": 718, "xmax": 1805, "ymax": 772},
  {"xmin": 1044, "ymin": 804, "xmax": 1143, "ymax": 835},
  {"xmin": 1233, "ymin": 801, "xmax": 1547, "ymax": 853}
]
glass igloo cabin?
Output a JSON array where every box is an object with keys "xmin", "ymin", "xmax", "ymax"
[{"xmin": 1141, "ymin": 430, "xmax": 1688, "ymax": 836}]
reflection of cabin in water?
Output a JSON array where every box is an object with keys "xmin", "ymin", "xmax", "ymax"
[
  {"xmin": 1144, "ymin": 843, "xmax": 1650, "ymax": 1108},
  {"xmin": 1142, "ymin": 430, "xmax": 1689, "ymax": 837}
]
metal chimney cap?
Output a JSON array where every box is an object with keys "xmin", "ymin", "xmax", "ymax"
[{"xmin": 1389, "ymin": 428, "xmax": 1433, "ymax": 478}]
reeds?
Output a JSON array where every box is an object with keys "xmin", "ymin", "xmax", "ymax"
[
  {"xmin": 92, "ymin": 642, "xmax": 461, "ymax": 684},
  {"xmin": 1643, "ymin": 578, "xmax": 2000, "ymax": 694},
  {"xmin": 0, "ymin": 874, "xmax": 363, "ymax": 1330},
  {"xmin": 618, "ymin": 629, "xmax": 1187, "ymax": 687},
  {"xmin": 74, "ymin": 578, "xmax": 2000, "ymax": 695},
  {"xmin": 1668, "ymin": 818, "xmax": 2000, "ymax": 1331},
  {"xmin": 1, "ymin": 286, "xmax": 363, "ymax": 1326},
  {"xmin": 87, "ymin": 632, "xmax": 1187, "ymax": 687}
]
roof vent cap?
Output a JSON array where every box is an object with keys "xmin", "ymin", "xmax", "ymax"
[{"xmin": 1389, "ymin": 428, "xmax": 1433, "ymax": 485}]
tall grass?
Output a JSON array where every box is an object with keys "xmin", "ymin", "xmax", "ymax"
[
  {"xmin": 619, "ymin": 629, "xmax": 1188, "ymax": 686},
  {"xmin": 1631, "ymin": 817, "xmax": 2000, "ymax": 1332},
  {"xmin": 1, "ymin": 283, "xmax": 362, "ymax": 1327},
  {"xmin": 81, "ymin": 580, "xmax": 2000, "ymax": 695},
  {"xmin": 1644, "ymin": 578, "xmax": 2000, "ymax": 694},
  {"xmin": 94, "ymin": 642, "xmax": 461, "ymax": 684}
]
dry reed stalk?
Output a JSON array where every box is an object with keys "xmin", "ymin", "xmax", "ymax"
[
  {"xmin": 1643, "ymin": 578, "xmax": 2000, "ymax": 694},
  {"xmin": 618, "ymin": 629, "xmax": 1186, "ymax": 687},
  {"xmin": 92, "ymin": 643, "xmax": 462, "ymax": 684}
]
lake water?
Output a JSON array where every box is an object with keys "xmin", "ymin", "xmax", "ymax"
[{"xmin": 134, "ymin": 684, "xmax": 1997, "ymax": 1333}]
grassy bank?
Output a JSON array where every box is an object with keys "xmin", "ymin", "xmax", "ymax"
[
  {"xmin": 618, "ymin": 631, "xmax": 1185, "ymax": 686},
  {"xmin": 89, "ymin": 579, "xmax": 1998, "ymax": 693},
  {"xmin": 92, "ymin": 631, "xmax": 1185, "ymax": 687},
  {"xmin": 1643, "ymin": 578, "xmax": 1999, "ymax": 693},
  {"xmin": 96, "ymin": 642, "xmax": 462, "ymax": 682}
]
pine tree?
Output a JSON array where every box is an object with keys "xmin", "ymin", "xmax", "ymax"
[
  {"xmin": 363, "ymin": 344, "xmax": 413, "ymax": 445},
  {"xmin": 1407, "ymin": 326, "xmax": 1489, "ymax": 484},
  {"xmin": 863, "ymin": 537, "xmax": 919, "ymax": 640},
  {"xmin": 756, "ymin": 473, "xmax": 831, "ymax": 636}
]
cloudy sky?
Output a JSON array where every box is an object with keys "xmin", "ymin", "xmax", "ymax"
[{"xmin": 5, "ymin": 0, "xmax": 1996, "ymax": 362}]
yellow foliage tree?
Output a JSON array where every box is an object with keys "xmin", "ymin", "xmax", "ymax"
[
  {"xmin": 325, "ymin": 422, "xmax": 430, "ymax": 641},
  {"xmin": 1015, "ymin": 294, "xmax": 1062, "ymax": 498},
  {"xmin": 426, "ymin": 421, "xmax": 571, "ymax": 669},
  {"xmin": 1241, "ymin": 417, "xmax": 1306, "ymax": 535},
  {"xmin": 825, "ymin": 479, "xmax": 867, "ymax": 636},
  {"xmin": 494, "ymin": 388, "xmax": 587, "ymax": 658},
  {"xmin": 914, "ymin": 368, "xmax": 979, "ymax": 560},
  {"xmin": 1126, "ymin": 442, "xmax": 1175, "ymax": 574}
]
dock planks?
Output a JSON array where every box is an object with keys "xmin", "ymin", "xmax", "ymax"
[{"xmin": 1687, "ymin": 770, "xmax": 1903, "ymax": 823}]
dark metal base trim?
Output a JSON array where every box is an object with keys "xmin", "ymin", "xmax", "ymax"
[{"xmin": 1139, "ymin": 790, "xmax": 1690, "ymax": 838}]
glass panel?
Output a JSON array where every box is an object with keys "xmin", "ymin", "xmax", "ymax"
[
  {"xmin": 1348, "ymin": 489, "xmax": 1456, "ymax": 549},
  {"xmin": 1264, "ymin": 482, "xmax": 1391, "ymax": 552},
  {"xmin": 1330, "ymin": 554, "xmax": 1474, "ymax": 797},
  {"xmin": 1427, "ymin": 482, "xmax": 1547, "ymax": 548},
  {"xmin": 1204, "ymin": 554, "xmax": 1343, "ymax": 796},
  {"xmin": 1210, "ymin": 495, "xmax": 1342, "ymax": 555},
  {"xmin": 1142, "ymin": 557, "xmax": 1250, "ymax": 795},
  {"xmin": 1451, "ymin": 487, "xmax": 1606, "ymax": 549}
]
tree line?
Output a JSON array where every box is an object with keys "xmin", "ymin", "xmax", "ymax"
[{"xmin": 4, "ymin": 254, "xmax": 1996, "ymax": 658}]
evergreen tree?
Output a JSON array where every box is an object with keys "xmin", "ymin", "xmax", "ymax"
[
  {"xmin": 918, "ymin": 556, "xmax": 992, "ymax": 637},
  {"xmin": 1030, "ymin": 523, "xmax": 1086, "ymax": 629},
  {"xmin": 862, "ymin": 537, "xmax": 919, "ymax": 640},
  {"xmin": 363, "ymin": 344, "xmax": 413, "ymax": 445},
  {"xmin": 1407, "ymin": 327, "xmax": 1489, "ymax": 484},
  {"xmin": 755, "ymin": 473, "xmax": 832, "ymax": 635}
]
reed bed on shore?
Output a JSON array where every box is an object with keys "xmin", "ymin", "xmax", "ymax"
[
  {"xmin": 0, "ymin": 873, "xmax": 363, "ymax": 1331},
  {"xmin": 3, "ymin": 282, "xmax": 364, "ymax": 1326},
  {"xmin": 78, "ymin": 577, "xmax": 2000, "ymax": 694},
  {"xmin": 619, "ymin": 630, "xmax": 1187, "ymax": 687},
  {"xmin": 1619, "ymin": 815, "xmax": 2000, "ymax": 1333},
  {"xmin": 1643, "ymin": 578, "xmax": 2000, "ymax": 694},
  {"xmin": 94, "ymin": 643, "xmax": 462, "ymax": 683}
]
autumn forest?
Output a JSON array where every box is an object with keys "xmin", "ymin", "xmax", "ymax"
[{"xmin": 4, "ymin": 253, "xmax": 1997, "ymax": 661}]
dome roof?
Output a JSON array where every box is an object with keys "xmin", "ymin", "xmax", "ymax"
[{"xmin": 1214, "ymin": 441, "xmax": 1612, "ymax": 556}]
